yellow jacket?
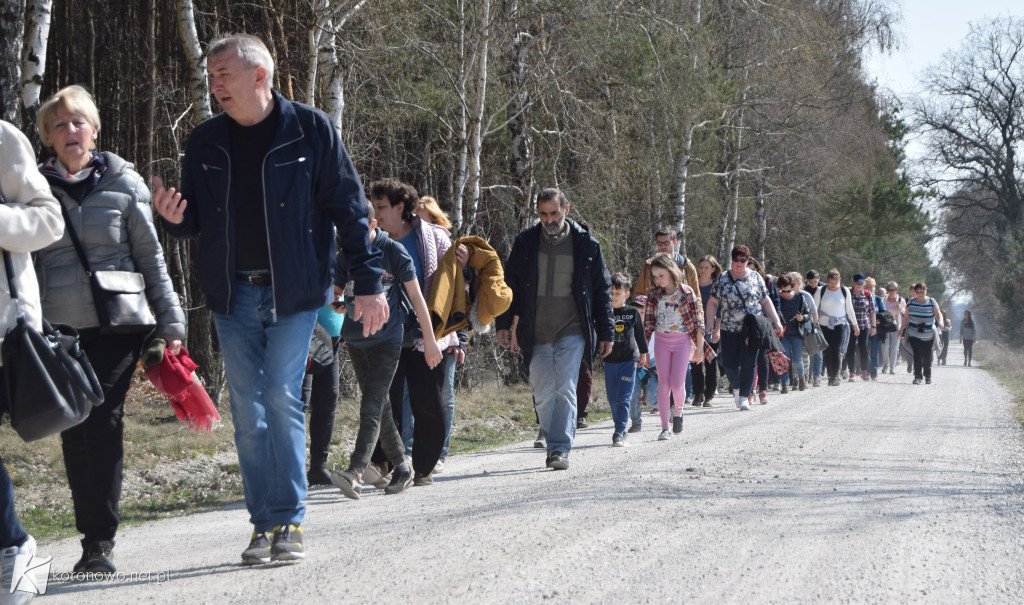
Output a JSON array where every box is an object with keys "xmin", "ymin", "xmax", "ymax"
[{"xmin": 427, "ymin": 236, "xmax": 513, "ymax": 340}]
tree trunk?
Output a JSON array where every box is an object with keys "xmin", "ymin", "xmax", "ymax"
[
  {"xmin": 175, "ymin": 0, "xmax": 222, "ymax": 405},
  {"xmin": 139, "ymin": 0, "xmax": 155, "ymax": 179},
  {"xmin": 20, "ymin": 0, "xmax": 50, "ymax": 145},
  {"xmin": 465, "ymin": 0, "xmax": 491, "ymax": 235},
  {"xmin": 672, "ymin": 121, "xmax": 692, "ymax": 258},
  {"xmin": 755, "ymin": 177, "xmax": 766, "ymax": 264},
  {"xmin": 0, "ymin": 0, "xmax": 26, "ymax": 126},
  {"xmin": 177, "ymin": 0, "xmax": 212, "ymax": 121}
]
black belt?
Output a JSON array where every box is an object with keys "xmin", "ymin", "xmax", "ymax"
[{"xmin": 236, "ymin": 271, "xmax": 272, "ymax": 286}]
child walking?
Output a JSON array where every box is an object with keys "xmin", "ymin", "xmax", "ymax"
[
  {"xmin": 643, "ymin": 253, "xmax": 708, "ymax": 441},
  {"xmin": 604, "ymin": 273, "xmax": 649, "ymax": 446}
]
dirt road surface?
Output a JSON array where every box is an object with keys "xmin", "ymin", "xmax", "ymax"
[{"xmin": 34, "ymin": 343, "xmax": 1024, "ymax": 604}]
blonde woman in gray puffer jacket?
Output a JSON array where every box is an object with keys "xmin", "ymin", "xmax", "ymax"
[
  {"xmin": 0, "ymin": 119, "xmax": 64, "ymax": 590},
  {"xmin": 33, "ymin": 85, "xmax": 185, "ymax": 574}
]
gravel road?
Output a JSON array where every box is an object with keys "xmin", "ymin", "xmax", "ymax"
[{"xmin": 34, "ymin": 343, "xmax": 1024, "ymax": 604}]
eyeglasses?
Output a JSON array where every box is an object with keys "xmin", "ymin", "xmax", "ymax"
[
  {"xmin": 732, "ymin": 257, "xmax": 748, "ymax": 263},
  {"xmin": 656, "ymin": 240, "xmax": 673, "ymax": 247},
  {"xmin": 779, "ymin": 289, "xmax": 793, "ymax": 294},
  {"xmin": 886, "ymin": 288, "xmax": 896, "ymax": 292}
]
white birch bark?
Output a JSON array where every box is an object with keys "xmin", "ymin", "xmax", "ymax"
[
  {"xmin": 465, "ymin": 0, "xmax": 491, "ymax": 235},
  {"xmin": 20, "ymin": 0, "xmax": 51, "ymax": 133},
  {"xmin": 452, "ymin": 0, "xmax": 470, "ymax": 232},
  {"xmin": 176, "ymin": 0, "xmax": 211, "ymax": 121}
]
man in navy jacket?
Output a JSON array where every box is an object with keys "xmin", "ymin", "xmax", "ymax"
[
  {"xmin": 153, "ymin": 33, "xmax": 387, "ymax": 566},
  {"xmin": 496, "ymin": 188, "xmax": 613, "ymax": 470}
]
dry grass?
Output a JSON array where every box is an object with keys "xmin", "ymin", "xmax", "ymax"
[
  {"xmin": 2, "ymin": 357, "xmax": 609, "ymax": 543},
  {"xmin": 974, "ymin": 341, "xmax": 1024, "ymax": 427}
]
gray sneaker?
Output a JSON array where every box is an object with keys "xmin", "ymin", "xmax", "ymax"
[
  {"xmin": 385, "ymin": 465, "xmax": 414, "ymax": 494},
  {"xmin": 329, "ymin": 469, "xmax": 362, "ymax": 500},
  {"xmin": 533, "ymin": 429, "xmax": 546, "ymax": 449},
  {"xmin": 612, "ymin": 432, "xmax": 626, "ymax": 447},
  {"xmin": 361, "ymin": 463, "xmax": 391, "ymax": 489},
  {"xmin": 658, "ymin": 428, "xmax": 671, "ymax": 441},
  {"xmin": 672, "ymin": 415, "xmax": 683, "ymax": 434},
  {"xmin": 627, "ymin": 423, "xmax": 642, "ymax": 433},
  {"xmin": 546, "ymin": 451, "xmax": 569, "ymax": 470},
  {"xmin": 270, "ymin": 524, "xmax": 304, "ymax": 561},
  {"xmin": 242, "ymin": 531, "xmax": 272, "ymax": 566}
]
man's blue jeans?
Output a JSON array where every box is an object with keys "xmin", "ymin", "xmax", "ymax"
[
  {"xmin": 604, "ymin": 361, "xmax": 637, "ymax": 434},
  {"xmin": 529, "ymin": 334, "xmax": 585, "ymax": 455},
  {"xmin": 718, "ymin": 330, "xmax": 759, "ymax": 398},
  {"xmin": 214, "ymin": 282, "xmax": 317, "ymax": 532}
]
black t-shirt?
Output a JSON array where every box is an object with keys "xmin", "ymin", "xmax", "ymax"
[
  {"xmin": 605, "ymin": 305, "xmax": 648, "ymax": 364},
  {"xmin": 229, "ymin": 100, "xmax": 280, "ymax": 271}
]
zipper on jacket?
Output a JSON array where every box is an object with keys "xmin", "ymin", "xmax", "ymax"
[
  {"xmin": 214, "ymin": 144, "xmax": 233, "ymax": 310},
  {"xmin": 261, "ymin": 132, "xmax": 303, "ymax": 322}
]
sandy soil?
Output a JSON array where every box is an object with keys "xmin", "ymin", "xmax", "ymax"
[{"xmin": 33, "ymin": 343, "xmax": 1024, "ymax": 604}]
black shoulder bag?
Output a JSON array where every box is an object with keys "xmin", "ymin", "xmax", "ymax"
[
  {"xmin": 2, "ymin": 250, "xmax": 104, "ymax": 442},
  {"xmin": 58, "ymin": 202, "xmax": 156, "ymax": 334}
]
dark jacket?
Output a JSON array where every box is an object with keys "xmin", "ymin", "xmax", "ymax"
[
  {"xmin": 495, "ymin": 219, "xmax": 614, "ymax": 371},
  {"xmin": 163, "ymin": 90, "xmax": 382, "ymax": 316}
]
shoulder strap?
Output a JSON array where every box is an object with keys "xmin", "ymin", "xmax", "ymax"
[
  {"xmin": 2, "ymin": 249, "xmax": 18, "ymax": 303},
  {"xmin": 55, "ymin": 201, "xmax": 94, "ymax": 278}
]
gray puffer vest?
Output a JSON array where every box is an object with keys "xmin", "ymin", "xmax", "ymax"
[{"xmin": 34, "ymin": 151, "xmax": 186, "ymax": 340}]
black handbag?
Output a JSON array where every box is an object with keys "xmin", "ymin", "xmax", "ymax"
[
  {"xmin": 58, "ymin": 203, "xmax": 156, "ymax": 334},
  {"xmin": 1, "ymin": 250, "xmax": 104, "ymax": 442}
]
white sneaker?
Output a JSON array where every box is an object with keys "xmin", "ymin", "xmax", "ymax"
[
  {"xmin": 734, "ymin": 393, "xmax": 743, "ymax": 409},
  {"xmin": 1, "ymin": 534, "xmax": 43, "ymax": 604},
  {"xmin": 739, "ymin": 399, "xmax": 751, "ymax": 411},
  {"xmin": 433, "ymin": 460, "xmax": 445, "ymax": 474},
  {"xmin": 658, "ymin": 428, "xmax": 671, "ymax": 441}
]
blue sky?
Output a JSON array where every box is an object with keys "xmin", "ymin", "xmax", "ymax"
[{"xmin": 864, "ymin": 0, "xmax": 1021, "ymax": 100}]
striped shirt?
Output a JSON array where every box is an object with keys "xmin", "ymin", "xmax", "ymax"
[{"xmin": 905, "ymin": 297, "xmax": 937, "ymax": 340}]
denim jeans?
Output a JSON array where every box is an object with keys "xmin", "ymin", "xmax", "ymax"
[
  {"xmin": 214, "ymin": 282, "xmax": 317, "ymax": 532},
  {"xmin": 718, "ymin": 330, "xmax": 759, "ymax": 398},
  {"xmin": 810, "ymin": 351, "xmax": 823, "ymax": 379},
  {"xmin": 629, "ymin": 366, "xmax": 658, "ymax": 426},
  {"xmin": 440, "ymin": 350, "xmax": 457, "ymax": 461},
  {"xmin": 685, "ymin": 363, "xmax": 693, "ymax": 400},
  {"xmin": 604, "ymin": 361, "xmax": 637, "ymax": 434},
  {"xmin": 400, "ymin": 382, "xmax": 413, "ymax": 457},
  {"xmin": 0, "ymin": 375, "xmax": 26, "ymax": 549},
  {"xmin": 346, "ymin": 343, "xmax": 406, "ymax": 472},
  {"xmin": 529, "ymin": 333, "xmax": 585, "ymax": 455},
  {"xmin": 781, "ymin": 334, "xmax": 805, "ymax": 384},
  {"xmin": 869, "ymin": 334, "xmax": 880, "ymax": 377}
]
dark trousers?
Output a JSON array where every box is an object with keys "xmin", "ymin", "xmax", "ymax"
[
  {"xmin": 938, "ymin": 331, "xmax": 950, "ymax": 364},
  {"xmin": 0, "ymin": 374, "xmax": 27, "ymax": 549},
  {"xmin": 756, "ymin": 349, "xmax": 769, "ymax": 392},
  {"xmin": 302, "ymin": 337, "xmax": 341, "ymax": 471},
  {"xmin": 576, "ymin": 361, "xmax": 592, "ymax": 419},
  {"xmin": 822, "ymin": 324, "xmax": 848, "ymax": 380},
  {"xmin": 963, "ymin": 340, "xmax": 974, "ymax": 363},
  {"xmin": 374, "ymin": 347, "xmax": 445, "ymax": 475},
  {"xmin": 691, "ymin": 354, "xmax": 719, "ymax": 402},
  {"xmin": 347, "ymin": 343, "xmax": 405, "ymax": 472},
  {"xmin": 910, "ymin": 336, "xmax": 934, "ymax": 380},
  {"xmin": 718, "ymin": 330, "xmax": 759, "ymax": 398},
  {"xmin": 844, "ymin": 329, "xmax": 869, "ymax": 375},
  {"xmin": 61, "ymin": 329, "xmax": 145, "ymax": 543}
]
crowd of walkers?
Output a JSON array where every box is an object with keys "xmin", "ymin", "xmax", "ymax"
[{"xmin": 0, "ymin": 30, "xmax": 978, "ymax": 601}]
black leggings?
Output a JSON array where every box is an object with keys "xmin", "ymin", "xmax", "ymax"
[{"xmin": 963, "ymin": 340, "xmax": 974, "ymax": 363}]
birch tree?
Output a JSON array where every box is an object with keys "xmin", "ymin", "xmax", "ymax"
[
  {"xmin": 20, "ymin": 0, "xmax": 50, "ymax": 144},
  {"xmin": 0, "ymin": 0, "xmax": 25, "ymax": 126}
]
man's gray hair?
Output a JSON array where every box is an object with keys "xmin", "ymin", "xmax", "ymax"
[
  {"xmin": 208, "ymin": 33, "xmax": 275, "ymax": 88},
  {"xmin": 537, "ymin": 187, "xmax": 568, "ymax": 209}
]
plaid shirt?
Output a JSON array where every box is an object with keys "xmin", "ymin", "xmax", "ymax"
[
  {"xmin": 851, "ymin": 289, "xmax": 873, "ymax": 330},
  {"xmin": 644, "ymin": 285, "xmax": 716, "ymax": 362}
]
